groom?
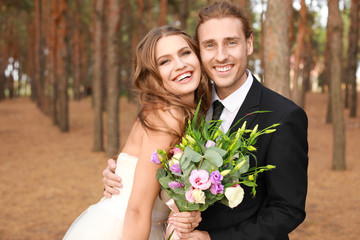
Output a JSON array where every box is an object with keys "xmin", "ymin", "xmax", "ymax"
[{"xmin": 103, "ymin": 1, "xmax": 308, "ymax": 239}]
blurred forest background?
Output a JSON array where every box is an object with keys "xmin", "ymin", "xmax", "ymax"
[{"xmin": 0, "ymin": 0, "xmax": 359, "ymax": 239}]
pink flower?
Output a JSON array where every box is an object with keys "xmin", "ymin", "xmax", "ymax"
[
  {"xmin": 170, "ymin": 147, "xmax": 183, "ymax": 156},
  {"xmin": 189, "ymin": 170, "xmax": 211, "ymax": 190},
  {"xmin": 185, "ymin": 187, "xmax": 195, "ymax": 203},
  {"xmin": 210, "ymin": 183, "xmax": 224, "ymax": 195},
  {"xmin": 150, "ymin": 151, "xmax": 161, "ymax": 164},
  {"xmin": 168, "ymin": 181, "xmax": 185, "ymax": 190}
]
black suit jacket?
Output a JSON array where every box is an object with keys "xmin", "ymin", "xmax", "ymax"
[{"xmin": 197, "ymin": 77, "xmax": 309, "ymax": 240}]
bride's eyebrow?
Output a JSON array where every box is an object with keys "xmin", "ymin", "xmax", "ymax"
[{"xmin": 156, "ymin": 46, "xmax": 191, "ymax": 62}]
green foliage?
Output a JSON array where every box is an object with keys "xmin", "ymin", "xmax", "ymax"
[{"xmin": 155, "ymin": 101, "xmax": 278, "ymax": 212}]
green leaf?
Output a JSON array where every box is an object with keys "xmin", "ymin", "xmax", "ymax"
[
  {"xmin": 173, "ymin": 187, "xmax": 185, "ymax": 195},
  {"xmin": 242, "ymin": 180, "xmax": 257, "ymax": 187},
  {"xmin": 237, "ymin": 155, "xmax": 250, "ymax": 174},
  {"xmin": 156, "ymin": 168, "xmax": 167, "ymax": 180},
  {"xmin": 183, "ymin": 146, "xmax": 202, "ymax": 163},
  {"xmin": 199, "ymin": 158, "xmax": 218, "ymax": 172},
  {"xmin": 159, "ymin": 177, "xmax": 171, "ymax": 189},
  {"xmin": 192, "ymin": 99, "xmax": 202, "ymax": 128},
  {"xmin": 204, "ymin": 149, "xmax": 223, "ymax": 167},
  {"xmin": 206, "ymin": 146, "xmax": 227, "ymax": 157}
]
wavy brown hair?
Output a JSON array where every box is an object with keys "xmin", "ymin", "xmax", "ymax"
[{"xmin": 133, "ymin": 26, "xmax": 211, "ymax": 145}]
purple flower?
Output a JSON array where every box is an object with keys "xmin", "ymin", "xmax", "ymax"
[
  {"xmin": 189, "ymin": 170, "xmax": 211, "ymax": 190},
  {"xmin": 170, "ymin": 163, "xmax": 182, "ymax": 174},
  {"xmin": 210, "ymin": 171, "xmax": 223, "ymax": 184},
  {"xmin": 210, "ymin": 183, "xmax": 224, "ymax": 195},
  {"xmin": 150, "ymin": 151, "xmax": 161, "ymax": 164},
  {"xmin": 168, "ymin": 181, "xmax": 185, "ymax": 190}
]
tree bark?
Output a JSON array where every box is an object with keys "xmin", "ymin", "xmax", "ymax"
[
  {"xmin": 93, "ymin": 0, "xmax": 105, "ymax": 151},
  {"xmin": 158, "ymin": 0, "xmax": 167, "ymax": 26},
  {"xmin": 180, "ymin": 0, "xmax": 189, "ymax": 31},
  {"xmin": 34, "ymin": 0, "xmax": 46, "ymax": 111},
  {"xmin": 347, "ymin": 0, "xmax": 359, "ymax": 117},
  {"xmin": 328, "ymin": 0, "xmax": 346, "ymax": 170},
  {"xmin": 106, "ymin": 0, "xmax": 122, "ymax": 157},
  {"xmin": 48, "ymin": 0, "xmax": 59, "ymax": 125},
  {"xmin": 325, "ymin": 20, "xmax": 332, "ymax": 124},
  {"xmin": 292, "ymin": 0, "xmax": 307, "ymax": 107},
  {"xmin": 264, "ymin": 0, "xmax": 291, "ymax": 98},
  {"xmin": 57, "ymin": 0, "xmax": 69, "ymax": 132},
  {"xmin": 72, "ymin": 0, "xmax": 82, "ymax": 101}
]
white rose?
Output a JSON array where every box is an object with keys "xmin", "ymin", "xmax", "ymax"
[
  {"xmin": 192, "ymin": 189, "xmax": 206, "ymax": 204},
  {"xmin": 225, "ymin": 186, "xmax": 244, "ymax": 208}
]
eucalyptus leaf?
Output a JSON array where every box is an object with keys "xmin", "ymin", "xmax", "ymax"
[
  {"xmin": 173, "ymin": 187, "xmax": 185, "ymax": 195},
  {"xmin": 159, "ymin": 177, "xmax": 171, "ymax": 189},
  {"xmin": 206, "ymin": 146, "xmax": 227, "ymax": 157},
  {"xmin": 183, "ymin": 146, "xmax": 202, "ymax": 163},
  {"xmin": 156, "ymin": 168, "xmax": 167, "ymax": 180},
  {"xmin": 204, "ymin": 149, "xmax": 223, "ymax": 167},
  {"xmin": 199, "ymin": 158, "xmax": 217, "ymax": 172}
]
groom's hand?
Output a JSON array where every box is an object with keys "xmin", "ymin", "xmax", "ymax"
[
  {"xmin": 178, "ymin": 230, "xmax": 210, "ymax": 240},
  {"xmin": 102, "ymin": 158, "xmax": 123, "ymax": 198},
  {"xmin": 168, "ymin": 211, "xmax": 201, "ymax": 233}
]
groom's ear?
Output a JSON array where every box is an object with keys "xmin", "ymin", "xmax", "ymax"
[{"xmin": 246, "ymin": 34, "xmax": 254, "ymax": 56}]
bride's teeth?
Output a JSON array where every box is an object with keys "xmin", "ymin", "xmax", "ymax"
[
  {"xmin": 215, "ymin": 65, "xmax": 232, "ymax": 72},
  {"xmin": 175, "ymin": 72, "xmax": 192, "ymax": 82}
]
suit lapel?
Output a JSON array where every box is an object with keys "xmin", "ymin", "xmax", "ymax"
[{"xmin": 229, "ymin": 76, "xmax": 262, "ymax": 135}]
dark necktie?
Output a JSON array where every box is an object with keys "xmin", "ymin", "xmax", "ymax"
[{"xmin": 212, "ymin": 100, "xmax": 224, "ymax": 121}]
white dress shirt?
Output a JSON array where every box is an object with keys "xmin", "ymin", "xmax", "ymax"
[{"xmin": 206, "ymin": 70, "xmax": 254, "ymax": 133}]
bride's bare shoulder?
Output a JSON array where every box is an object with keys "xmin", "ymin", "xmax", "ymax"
[{"xmin": 121, "ymin": 118, "xmax": 145, "ymax": 156}]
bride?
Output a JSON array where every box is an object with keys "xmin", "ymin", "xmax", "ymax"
[{"xmin": 63, "ymin": 26, "xmax": 211, "ymax": 240}]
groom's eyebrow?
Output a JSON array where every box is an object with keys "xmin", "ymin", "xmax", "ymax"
[{"xmin": 200, "ymin": 39, "xmax": 215, "ymax": 46}]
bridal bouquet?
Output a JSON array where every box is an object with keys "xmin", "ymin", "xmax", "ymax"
[{"xmin": 151, "ymin": 102, "xmax": 279, "ymax": 212}]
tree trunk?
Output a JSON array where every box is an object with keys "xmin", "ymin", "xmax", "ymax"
[
  {"xmin": 93, "ymin": 0, "xmax": 105, "ymax": 151},
  {"xmin": 106, "ymin": 0, "xmax": 122, "ymax": 157},
  {"xmin": 291, "ymin": 0, "xmax": 307, "ymax": 107},
  {"xmin": 158, "ymin": 0, "xmax": 167, "ymax": 26},
  {"xmin": 328, "ymin": 0, "xmax": 346, "ymax": 170},
  {"xmin": 72, "ymin": 0, "xmax": 82, "ymax": 101},
  {"xmin": 259, "ymin": 0, "xmax": 265, "ymax": 83},
  {"xmin": 48, "ymin": 0, "xmax": 59, "ymax": 125},
  {"xmin": 57, "ymin": 0, "xmax": 69, "ymax": 132},
  {"xmin": 0, "ymin": 14, "xmax": 5, "ymax": 100},
  {"xmin": 325, "ymin": 19, "xmax": 332, "ymax": 124},
  {"xmin": 34, "ymin": 0, "xmax": 46, "ymax": 111},
  {"xmin": 180, "ymin": 0, "xmax": 189, "ymax": 31},
  {"xmin": 348, "ymin": 0, "xmax": 359, "ymax": 118},
  {"xmin": 264, "ymin": 0, "xmax": 291, "ymax": 98}
]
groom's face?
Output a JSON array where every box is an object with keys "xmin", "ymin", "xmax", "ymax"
[{"xmin": 197, "ymin": 17, "xmax": 253, "ymax": 99}]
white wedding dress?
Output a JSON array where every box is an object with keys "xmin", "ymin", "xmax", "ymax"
[{"xmin": 63, "ymin": 153, "xmax": 170, "ymax": 240}]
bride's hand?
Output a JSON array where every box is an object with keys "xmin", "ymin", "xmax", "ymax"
[
  {"xmin": 102, "ymin": 158, "xmax": 123, "ymax": 198},
  {"xmin": 168, "ymin": 211, "xmax": 202, "ymax": 233}
]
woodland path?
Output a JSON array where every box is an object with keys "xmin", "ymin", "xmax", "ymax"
[{"xmin": 0, "ymin": 93, "xmax": 359, "ymax": 240}]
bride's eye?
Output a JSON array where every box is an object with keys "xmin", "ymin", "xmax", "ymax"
[
  {"xmin": 181, "ymin": 51, "xmax": 191, "ymax": 56},
  {"xmin": 159, "ymin": 59, "xmax": 169, "ymax": 66}
]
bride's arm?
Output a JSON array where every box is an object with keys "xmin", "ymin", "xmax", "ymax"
[{"xmin": 121, "ymin": 112, "xmax": 179, "ymax": 239}]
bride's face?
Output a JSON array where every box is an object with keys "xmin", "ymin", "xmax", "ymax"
[{"xmin": 155, "ymin": 35, "xmax": 201, "ymax": 102}]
